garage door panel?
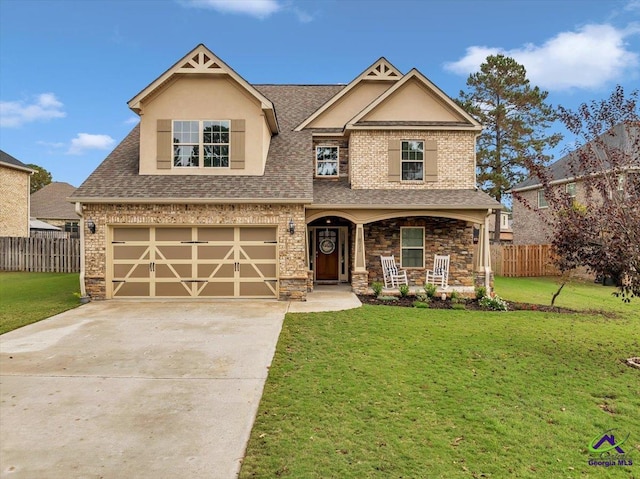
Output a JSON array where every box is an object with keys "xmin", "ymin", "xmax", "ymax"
[
  {"xmin": 240, "ymin": 281, "xmax": 276, "ymax": 297},
  {"xmin": 239, "ymin": 227, "xmax": 277, "ymax": 242},
  {"xmin": 198, "ymin": 263, "xmax": 234, "ymax": 278},
  {"xmin": 240, "ymin": 245, "xmax": 277, "ymax": 260},
  {"xmin": 156, "ymin": 263, "xmax": 191, "ymax": 279},
  {"xmin": 198, "ymin": 245, "xmax": 233, "ymax": 260},
  {"xmin": 113, "ymin": 246, "xmax": 149, "ymax": 260},
  {"xmin": 156, "ymin": 228, "xmax": 192, "ymax": 242},
  {"xmin": 239, "ymin": 263, "xmax": 276, "ymax": 278},
  {"xmin": 113, "ymin": 263, "xmax": 150, "ymax": 279},
  {"xmin": 198, "ymin": 227, "xmax": 234, "ymax": 242},
  {"xmin": 156, "ymin": 245, "xmax": 192, "ymax": 260},
  {"xmin": 156, "ymin": 282, "xmax": 192, "ymax": 297},
  {"xmin": 113, "ymin": 228, "xmax": 150, "ymax": 242},
  {"xmin": 199, "ymin": 282, "xmax": 235, "ymax": 297},
  {"xmin": 113, "ymin": 282, "xmax": 150, "ymax": 297}
]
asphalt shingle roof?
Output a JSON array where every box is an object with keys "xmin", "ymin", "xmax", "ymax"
[
  {"xmin": 0, "ymin": 149, "xmax": 31, "ymax": 171},
  {"xmin": 313, "ymin": 178, "xmax": 500, "ymax": 209},
  {"xmin": 31, "ymin": 182, "xmax": 78, "ymax": 219},
  {"xmin": 71, "ymin": 85, "xmax": 344, "ymax": 201}
]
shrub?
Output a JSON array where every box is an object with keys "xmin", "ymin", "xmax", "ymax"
[
  {"xmin": 371, "ymin": 282, "xmax": 383, "ymax": 297},
  {"xmin": 424, "ymin": 283, "xmax": 437, "ymax": 298},
  {"xmin": 450, "ymin": 290, "xmax": 462, "ymax": 304},
  {"xmin": 413, "ymin": 301, "xmax": 430, "ymax": 308},
  {"xmin": 415, "ymin": 291, "xmax": 430, "ymax": 303},
  {"xmin": 399, "ymin": 284, "xmax": 410, "ymax": 297},
  {"xmin": 452, "ymin": 303, "xmax": 466, "ymax": 310},
  {"xmin": 475, "ymin": 286, "xmax": 487, "ymax": 301},
  {"xmin": 377, "ymin": 295, "xmax": 397, "ymax": 301},
  {"xmin": 479, "ymin": 294, "xmax": 508, "ymax": 311}
]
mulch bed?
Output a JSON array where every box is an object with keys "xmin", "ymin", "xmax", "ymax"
[{"xmin": 356, "ymin": 295, "xmax": 578, "ymax": 313}]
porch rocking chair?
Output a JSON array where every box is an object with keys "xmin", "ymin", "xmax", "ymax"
[
  {"xmin": 380, "ymin": 255, "xmax": 409, "ymax": 288},
  {"xmin": 425, "ymin": 254, "xmax": 450, "ymax": 288}
]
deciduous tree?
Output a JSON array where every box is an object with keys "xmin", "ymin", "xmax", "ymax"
[{"xmin": 26, "ymin": 163, "xmax": 52, "ymax": 193}]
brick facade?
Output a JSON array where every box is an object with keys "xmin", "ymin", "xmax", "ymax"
[
  {"xmin": 312, "ymin": 137, "xmax": 349, "ymax": 177},
  {"xmin": 362, "ymin": 217, "xmax": 474, "ymax": 287},
  {"xmin": 512, "ymin": 188, "xmax": 553, "ymax": 245},
  {"xmin": 82, "ymin": 202, "xmax": 307, "ymax": 300},
  {"xmin": 349, "ymin": 130, "xmax": 476, "ymax": 190},
  {"xmin": 0, "ymin": 165, "xmax": 30, "ymax": 237}
]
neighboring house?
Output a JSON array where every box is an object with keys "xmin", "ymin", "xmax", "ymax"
[
  {"xmin": 0, "ymin": 150, "xmax": 33, "ymax": 237},
  {"xmin": 29, "ymin": 218, "xmax": 63, "ymax": 238},
  {"xmin": 70, "ymin": 44, "xmax": 500, "ymax": 300},
  {"xmin": 487, "ymin": 210, "xmax": 513, "ymax": 243},
  {"xmin": 511, "ymin": 122, "xmax": 639, "ymax": 245},
  {"xmin": 31, "ymin": 181, "xmax": 79, "ymax": 237}
]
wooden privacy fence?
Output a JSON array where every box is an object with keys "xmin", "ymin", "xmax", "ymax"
[
  {"xmin": 0, "ymin": 237, "xmax": 80, "ymax": 273},
  {"xmin": 491, "ymin": 244, "xmax": 559, "ymax": 277}
]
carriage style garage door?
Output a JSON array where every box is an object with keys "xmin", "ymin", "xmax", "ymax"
[{"xmin": 109, "ymin": 226, "xmax": 278, "ymax": 298}]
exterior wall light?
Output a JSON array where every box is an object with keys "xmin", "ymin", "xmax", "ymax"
[
  {"xmin": 86, "ymin": 218, "xmax": 96, "ymax": 234},
  {"xmin": 288, "ymin": 219, "xmax": 295, "ymax": 235}
]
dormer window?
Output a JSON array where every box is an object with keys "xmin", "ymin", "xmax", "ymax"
[
  {"xmin": 173, "ymin": 120, "xmax": 230, "ymax": 168},
  {"xmin": 316, "ymin": 146, "xmax": 339, "ymax": 177}
]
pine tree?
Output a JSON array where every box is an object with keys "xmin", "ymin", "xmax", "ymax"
[{"xmin": 458, "ymin": 55, "xmax": 561, "ymax": 242}]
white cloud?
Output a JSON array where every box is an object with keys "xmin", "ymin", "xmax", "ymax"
[
  {"xmin": 124, "ymin": 116, "xmax": 140, "ymax": 125},
  {"xmin": 180, "ymin": 0, "xmax": 281, "ymax": 18},
  {"xmin": 67, "ymin": 133, "xmax": 115, "ymax": 155},
  {"xmin": 0, "ymin": 93, "xmax": 66, "ymax": 127},
  {"xmin": 37, "ymin": 140, "xmax": 65, "ymax": 149},
  {"xmin": 444, "ymin": 23, "xmax": 639, "ymax": 91}
]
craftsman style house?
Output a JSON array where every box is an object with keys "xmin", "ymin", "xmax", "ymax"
[{"xmin": 71, "ymin": 44, "xmax": 500, "ymax": 300}]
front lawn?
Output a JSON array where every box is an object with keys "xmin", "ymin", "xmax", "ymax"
[
  {"xmin": 241, "ymin": 287, "xmax": 639, "ymax": 477},
  {"xmin": 0, "ymin": 272, "xmax": 80, "ymax": 334}
]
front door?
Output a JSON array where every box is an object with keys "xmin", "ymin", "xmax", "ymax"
[{"xmin": 316, "ymin": 228, "xmax": 339, "ymax": 280}]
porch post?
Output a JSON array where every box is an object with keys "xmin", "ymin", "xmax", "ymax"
[
  {"xmin": 351, "ymin": 223, "xmax": 369, "ymax": 294},
  {"xmin": 483, "ymin": 215, "xmax": 492, "ymax": 292}
]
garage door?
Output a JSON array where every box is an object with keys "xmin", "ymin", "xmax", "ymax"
[{"xmin": 110, "ymin": 226, "xmax": 278, "ymax": 298}]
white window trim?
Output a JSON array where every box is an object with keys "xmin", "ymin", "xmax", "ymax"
[
  {"xmin": 315, "ymin": 146, "xmax": 339, "ymax": 178},
  {"xmin": 173, "ymin": 120, "xmax": 231, "ymax": 169},
  {"xmin": 537, "ymin": 189, "xmax": 548, "ymax": 209},
  {"xmin": 565, "ymin": 182, "xmax": 577, "ymax": 198},
  {"xmin": 400, "ymin": 226, "xmax": 425, "ymax": 269},
  {"xmin": 401, "ymin": 140, "xmax": 425, "ymax": 182}
]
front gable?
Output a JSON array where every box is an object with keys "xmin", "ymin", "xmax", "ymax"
[{"xmin": 130, "ymin": 44, "xmax": 278, "ymax": 176}]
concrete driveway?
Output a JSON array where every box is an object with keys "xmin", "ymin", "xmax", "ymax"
[{"xmin": 0, "ymin": 300, "xmax": 289, "ymax": 479}]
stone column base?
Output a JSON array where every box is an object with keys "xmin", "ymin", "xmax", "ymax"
[
  {"xmin": 307, "ymin": 270, "xmax": 314, "ymax": 293},
  {"xmin": 280, "ymin": 277, "xmax": 307, "ymax": 301},
  {"xmin": 351, "ymin": 270, "xmax": 369, "ymax": 295},
  {"xmin": 474, "ymin": 270, "xmax": 495, "ymax": 292}
]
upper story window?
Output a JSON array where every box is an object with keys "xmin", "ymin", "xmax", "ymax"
[
  {"xmin": 316, "ymin": 146, "xmax": 338, "ymax": 177},
  {"xmin": 173, "ymin": 120, "xmax": 230, "ymax": 168},
  {"xmin": 537, "ymin": 189, "xmax": 548, "ymax": 209},
  {"xmin": 566, "ymin": 182, "xmax": 577, "ymax": 198},
  {"xmin": 401, "ymin": 141, "xmax": 424, "ymax": 181}
]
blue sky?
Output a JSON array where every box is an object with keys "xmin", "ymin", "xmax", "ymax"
[{"xmin": 1, "ymin": 0, "xmax": 639, "ymax": 187}]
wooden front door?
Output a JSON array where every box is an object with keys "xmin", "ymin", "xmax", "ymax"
[{"xmin": 316, "ymin": 228, "xmax": 339, "ymax": 280}]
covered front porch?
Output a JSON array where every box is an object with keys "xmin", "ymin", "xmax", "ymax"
[{"xmin": 305, "ymin": 208, "xmax": 495, "ymax": 296}]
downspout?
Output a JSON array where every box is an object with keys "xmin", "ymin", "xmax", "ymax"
[
  {"xmin": 484, "ymin": 212, "xmax": 491, "ymax": 293},
  {"xmin": 75, "ymin": 202, "xmax": 87, "ymax": 297}
]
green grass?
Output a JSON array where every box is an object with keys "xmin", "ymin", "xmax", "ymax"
[
  {"xmin": 494, "ymin": 276, "xmax": 637, "ymax": 315},
  {"xmin": 241, "ymin": 279, "xmax": 640, "ymax": 478},
  {"xmin": 0, "ymin": 272, "xmax": 81, "ymax": 334}
]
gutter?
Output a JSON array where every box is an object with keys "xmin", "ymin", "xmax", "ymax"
[
  {"xmin": 75, "ymin": 202, "xmax": 87, "ymax": 298},
  {"xmin": 68, "ymin": 197, "xmax": 314, "ymax": 205}
]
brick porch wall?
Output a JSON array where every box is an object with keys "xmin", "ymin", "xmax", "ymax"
[
  {"xmin": 364, "ymin": 217, "xmax": 474, "ymax": 287},
  {"xmin": 81, "ymin": 202, "xmax": 307, "ymax": 300}
]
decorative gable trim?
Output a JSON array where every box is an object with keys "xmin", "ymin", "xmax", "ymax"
[
  {"xmin": 345, "ymin": 69, "xmax": 482, "ymax": 131},
  {"xmin": 128, "ymin": 44, "xmax": 279, "ymax": 134},
  {"xmin": 294, "ymin": 57, "xmax": 402, "ymax": 131}
]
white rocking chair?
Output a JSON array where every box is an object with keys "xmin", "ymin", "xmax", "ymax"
[
  {"xmin": 425, "ymin": 254, "xmax": 450, "ymax": 288},
  {"xmin": 380, "ymin": 255, "xmax": 409, "ymax": 288}
]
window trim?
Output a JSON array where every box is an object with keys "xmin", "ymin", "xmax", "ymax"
[
  {"xmin": 566, "ymin": 182, "xmax": 577, "ymax": 198},
  {"xmin": 537, "ymin": 189, "xmax": 548, "ymax": 209},
  {"xmin": 172, "ymin": 120, "xmax": 230, "ymax": 169},
  {"xmin": 401, "ymin": 140, "xmax": 425, "ymax": 182},
  {"xmin": 315, "ymin": 145, "xmax": 339, "ymax": 178},
  {"xmin": 400, "ymin": 226, "xmax": 425, "ymax": 269}
]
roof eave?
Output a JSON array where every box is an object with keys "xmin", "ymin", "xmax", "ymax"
[{"xmin": 69, "ymin": 197, "xmax": 312, "ymax": 204}]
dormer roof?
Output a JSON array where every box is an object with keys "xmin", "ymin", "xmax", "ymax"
[{"xmin": 127, "ymin": 44, "xmax": 279, "ymax": 134}]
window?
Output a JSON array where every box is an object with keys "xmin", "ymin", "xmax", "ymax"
[
  {"xmin": 173, "ymin": 120, "xmax": 229, "ymax": 168},
  {"xmin": 401, "ymin": 141, "xmax": 424, "ymax": 181},
  {"xmin": 537, "ymin": 189, "xmax": 548, "ymax": 209},
  {"xmin": 64, "ymin": 221, "xmax": 79, "ymax": 233},
  {"xmin": 316, "ymin": 146, "xmax": 338, "ymax": 177},
  {"xmin": 401, "ymin": 227, "xmax": 424, "ymax": 268},
  {"xmin": 566, "ymin": 182, "xmax": 576, "ymax": 198}
]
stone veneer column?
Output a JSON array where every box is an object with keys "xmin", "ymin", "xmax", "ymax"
[{"xmin": 351, "ymin": 223, "xmax": 369, "ymax": 294}]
